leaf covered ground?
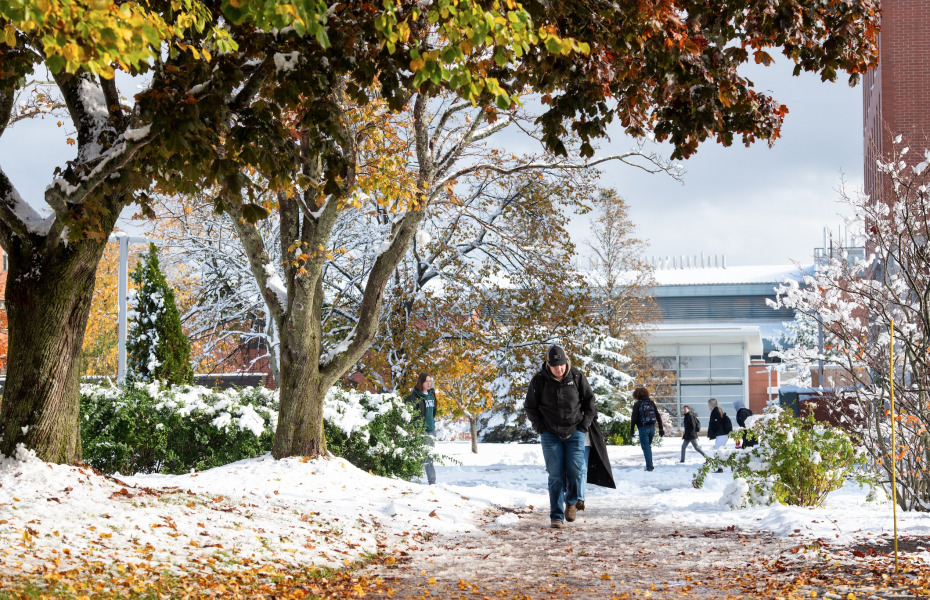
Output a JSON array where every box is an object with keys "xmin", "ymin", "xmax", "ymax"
[{"xmin": 2, "ymin": 442, "xmax": 929, "ymax": 599}]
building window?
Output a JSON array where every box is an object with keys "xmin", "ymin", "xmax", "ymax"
[{"xmin": 648, "ymin": 342, "xmax": 746, "ymax": 428}]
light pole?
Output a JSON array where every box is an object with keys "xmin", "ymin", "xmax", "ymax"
[{"xmin": 109, "ymin": 233, "xmax": 150, "ymax": 382}]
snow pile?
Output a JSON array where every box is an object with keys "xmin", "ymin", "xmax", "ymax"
[{"xmin": 0, "ymin": 446, "xmax": 490, "ymax": 578}]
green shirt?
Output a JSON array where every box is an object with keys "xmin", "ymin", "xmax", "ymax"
[{"xmin": 409, "ymin": 389, "xmax": 436, "ymax": 433}]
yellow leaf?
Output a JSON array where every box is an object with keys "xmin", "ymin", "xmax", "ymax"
[
  {"xmin": 3, "ymin": 24, "xmax": 15, "ymax": 47},
  {"xmin": 397, "ymin": 21, "xmax": 411, "ymax": 43}
]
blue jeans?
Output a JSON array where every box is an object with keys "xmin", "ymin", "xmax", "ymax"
[
  {"xmin": 579, "ymin": 445, "xmax": 591, "ymax": 501},
  {"xmin": 638, "ymin": 425, "xmax": 656, "ymax": 469},
  {"xmin": 424, "ymin": 434, "xmax": 436, "ymax": 485},
  {"xmin": 540, "ymin": 431, "xmax": 585, "ymax": 522}
]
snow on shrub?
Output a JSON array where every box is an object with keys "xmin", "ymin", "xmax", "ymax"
[
  {"xmin": 692, "ymin": 407, "xmax": 866, "ymax": 509},
  {"xmin": 323, "ymin": 388, "xmax": 436, "ymax": 480},
  {"xmin": 81, "ymin": 383, "xmax": 435, "ymax": 480},
  {"xmin": 81, "ymin": 382, "xmax": 277, "ymax": 475}
]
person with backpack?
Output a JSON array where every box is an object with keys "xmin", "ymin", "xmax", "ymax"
[
  {"xmin": 733, "ymin": 400, "xmax": 758, "ymax": 448},
  {"xmin": 707, "ymin": 398, "xmax": 733, "ymax": 473},
  {"xmin": 524, "ymin": 345, "xmax": 597, "ymax": 529},
  {"xmin": 630, "ymin": 386, "xmax": 665, "ymax": 471},
  {"xmin": 679, "ymin": 405, "xmax": 707, "ymax": 462}
]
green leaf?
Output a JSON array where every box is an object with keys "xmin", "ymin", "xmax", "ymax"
[
  {"xmin": 241, "ymin": 203, "xmax": 270, "ymax": 223},
  {"xmin": 46, "ymin": 54, "xmax": 65, "ymax": 73},
  {"xmin": 544, "ymin": 37, "xmax": 561, "ymax": 54}
]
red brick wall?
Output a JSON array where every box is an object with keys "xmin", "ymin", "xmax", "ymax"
[
  {"xmin": 864, "ymin": 0, "xmax": 930, "ymax": 204},
  {"xmin": 748, "ymin": 360, "xmax": 772, "ymax": 414}
]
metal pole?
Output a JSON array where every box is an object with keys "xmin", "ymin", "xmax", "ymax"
[
  {"xmin": 117, "ymin": 235, "xmax": 129, "ymax": 382},
  {"xmin": 890, "ymin": 319, "xmax": 899, "ymax": 574},
  {"xmin": 818, "ymin": 320, "xmax": 825, "ymax": 387}
]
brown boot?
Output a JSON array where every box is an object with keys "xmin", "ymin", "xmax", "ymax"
[
  {"xmin": 565, "ymin": 503, "xmax": 577, "ymax": 522},
  {"xmin": 576, "ymin": 500, "xmax": 585, "ymax": 511},
  {"xmin": 550, "ymin": 520, "xmax": 563, "ymax": 529}
]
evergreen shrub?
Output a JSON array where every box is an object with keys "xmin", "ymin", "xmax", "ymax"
[
  {"xmin": 81, "ymin": 383, "xmax": 276, "ymax": 474},
  {"xmin": 127, "ymin": 243, "xmax": 194, "ymax": 385},
  {"xmin": 693, "ymin": 407, "xmax": 866, "ymax": 508},
  {"xmin": 81, "ymin": 384, "xmax": 435, "ymax": 479},
  {"xmin": 323, "ymin": 388, "xmax": 435, "ymax": 479}
]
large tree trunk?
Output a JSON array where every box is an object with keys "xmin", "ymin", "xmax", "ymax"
[
  {"xmin": 0, "ymin": 238, "xmax": 105, "ymax": 463},
  {"xmin": 271, "ymin": 310, "xmax": 328, "ymax": 458},
  {"xmin": 470, "ymin": 417, "xmax": 478, "ymax": 454}
]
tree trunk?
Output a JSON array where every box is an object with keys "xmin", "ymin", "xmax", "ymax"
[
  {"xmin": 271, "ymin": 317, "xmax": 327, "ymax": 458},
  {"xmin": 470, "ymin": 417, "xmax": 478, "ymax": 454},
  {"xmin": 0, "ymin": 238, "xmax": 105, "ymax": 463}
]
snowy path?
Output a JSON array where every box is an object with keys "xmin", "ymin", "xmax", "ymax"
[
  {"xmin": 361, "ymin": 445, "xmax": 794, "ymax": 599},
  {"xmin": 358, "ymin": 442, "xmax": 930, "ymax": 599},
  {"xmin": 364, "ymin": 501, "xmax": 791, "ymax": 599}
]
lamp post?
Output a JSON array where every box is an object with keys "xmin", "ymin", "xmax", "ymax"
[{"xmin": 109, "ymin": 233, "xmax": 150, "ymax": 382}]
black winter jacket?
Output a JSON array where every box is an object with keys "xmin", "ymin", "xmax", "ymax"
[
  {"xmin": 630, "ymin": 398, "xmax": 665, "ymax": 436},
  {"xmin": 707, "ymin": 407, "xmax": 731, "ymax": 440},
  {"xmin": 736, "ymin": 407, "xmax": 752, "ymax": 428},
  {"xmin": 682, "ymin": 411, "xmax": 700, "ymax": 441},
  {"xmin": 524, "ymin": 363, "xmax": 595, "ymax": 439}
]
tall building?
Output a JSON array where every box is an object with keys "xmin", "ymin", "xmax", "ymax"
[{"xmin": 863, "ymin": 0, "xmax": 930, "ymax": 203}]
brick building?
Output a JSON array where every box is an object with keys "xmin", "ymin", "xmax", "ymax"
[{"xmin": 863, "ymin": 0, "xmax": 930, "ymax": 203}]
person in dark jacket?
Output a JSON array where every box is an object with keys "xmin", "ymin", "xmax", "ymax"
[
  {"xmin": 524, "ymin": 345, "xmax": 596, "ymax": 529},
  {"xmin": 707, "ymin": 398, "xmax": 732, "ymax": 473},
  {"xmin": 679, "ymin": 405, "xmax": 707, "ymax": 462},
  {"xmin": 630, "ymin": 387, "xmax": 665, "ymax": 471},
  {"xmin": 405, "ymin": 372, "xmax": 437, "ymax": 485},
  {"xmin": 733, "ymin": 400, "xmax": 758, "ymax": 448},
  {"xmin": 630, "ymin": 386, "xmax": 665, "ymax": 471}
]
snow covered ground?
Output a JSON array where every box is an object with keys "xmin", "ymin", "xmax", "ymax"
[{"xmin": 1, "ymin": 439, "xmax": 927, "ymax": 579}]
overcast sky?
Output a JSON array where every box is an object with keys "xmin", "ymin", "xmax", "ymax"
[
  {"xmin": 580, "ymin": 60, "xmax": 864, "ymax": 267},
  {"xmin": 0, "ymin": 59, "xmax": 862, "ymax": 268}
]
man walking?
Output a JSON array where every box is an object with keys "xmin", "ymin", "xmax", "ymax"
[
  {"xmin": 679, "ymin": 405, "xmax": 707, "ymax": 462},
  {"xmin": 630, "ymin": 387, "xmax": 665, "ymax": 471},
  {"xmin": 525, "ymin": 345, "xmax": 596, "ymax": 529}
]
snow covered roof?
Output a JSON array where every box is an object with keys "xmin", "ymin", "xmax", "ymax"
[
  {"xmin": 647, "ymin": 323, "xmax": 764, "ymax": 354},
  {"xmin": 653, "ymin": 264, "xmax": 813, "ymax": 287}
]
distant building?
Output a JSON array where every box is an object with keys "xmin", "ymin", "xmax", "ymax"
[
  {"xmin": 644, "ymin": 259, "xmax": 810, "ymax": 428},
  {"xmin": 863, "ymin": 0, "xmax": 930, "ymax": 204}
]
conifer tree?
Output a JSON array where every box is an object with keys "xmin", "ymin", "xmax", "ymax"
[{"xmin": 127, "ymin": 244, "xmax": 194, "ymax": 385}]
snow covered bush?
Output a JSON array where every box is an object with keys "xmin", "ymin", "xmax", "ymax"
[
  {"xmin": 693, "ymin": 407, "xmax": 865, "ymax": 508},
  {"xmin": 323, "ymin": 388, "xmax": 435, "ymax": 480},
  {"xmin": 81, "ymin": 384, "xmax": 436, "ymax": 479},
  {"xmin": 81, "ymin": 383, "xmax": 276, "ymax": 475},
  {"xmin": 768, "ymin": 139, "xmax": 930, "ymax": 511},
  {"xmin": 127, "ymin": 243, "xmax": 194, "ymax": 385}
]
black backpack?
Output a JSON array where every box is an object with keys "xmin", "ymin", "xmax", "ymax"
[
  {"xmin": 721, "ymin": 412, "xmax": 733, "ymax": 434},
  {"xmin": 691, "ymin": 412, "xmax": 701, "ymax": 433},
  {"xmin": 639, "ymin": 400, "xmax": 657, "ymax": 425}
]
